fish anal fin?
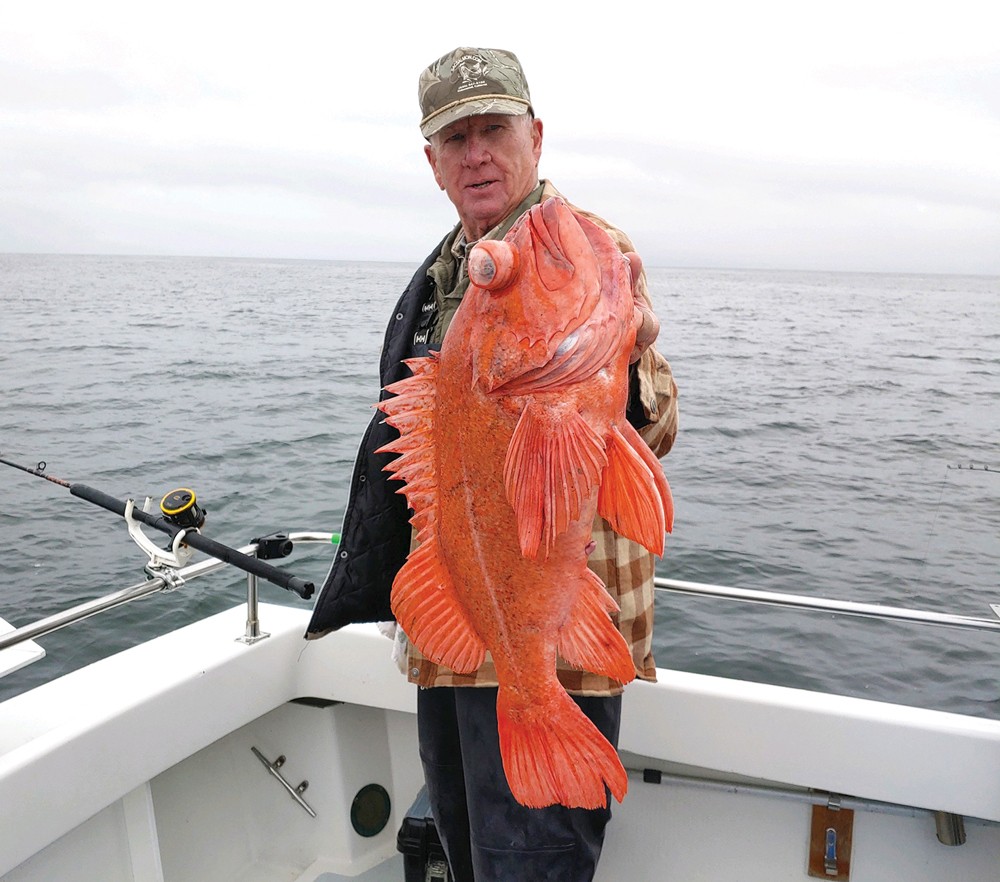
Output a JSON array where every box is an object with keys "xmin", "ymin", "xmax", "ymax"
[
  {"xmin": 390, "ymin": 536, "xmax": 486, "ymax": 674},
  {"xmin": 597, "ymin": 423, "xmax": 673, "ymax": 555},
  {"xmin": 504, "ymin": 401, "xmax": 608, "ymax": 558},
  {"xmin": 557, "ymin": 568, "xmax": 635, "ymax": 684},
  {"xmin": 497, "ymin": 687, "xmax": 628, "ymax": 809}
]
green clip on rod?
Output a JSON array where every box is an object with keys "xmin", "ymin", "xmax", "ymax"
[{"xmin": 0, "ymin": 455, "xmax": 315, "ymax": 599}]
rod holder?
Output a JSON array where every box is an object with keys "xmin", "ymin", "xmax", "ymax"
[{"xmin": 237, "ymin": 573, "xmax": 269, "ymax": 645}]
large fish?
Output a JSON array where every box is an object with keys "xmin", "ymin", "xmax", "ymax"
[{"xmin": 377, "ymin": 196, "xmax": 673, "ymax": 809}]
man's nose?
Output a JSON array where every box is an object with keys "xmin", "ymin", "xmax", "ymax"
[{"xmin": 462, "ymin": 134, "xmax": 491, "ymax": 166}]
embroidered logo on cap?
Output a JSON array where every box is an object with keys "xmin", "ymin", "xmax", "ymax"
[{"xmin": 455, "ymin": 54, "xmax": 490, "ymax": 93}]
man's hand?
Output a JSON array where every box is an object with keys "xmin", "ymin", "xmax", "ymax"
[{"xmin": 625, "ymin": 251, "xmax": 659, "ymax": 363}]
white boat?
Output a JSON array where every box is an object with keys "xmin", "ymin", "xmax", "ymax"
[{"xmin": 2, "ymin": 528, "xmax": 999, "ymax": 882}]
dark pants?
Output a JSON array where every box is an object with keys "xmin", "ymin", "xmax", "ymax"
[{"xmin": 417, "ymin": 686, "xmax": 622, "ymax": 882}]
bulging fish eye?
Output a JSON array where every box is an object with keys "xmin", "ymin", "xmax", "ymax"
[{"xmin": 468, "ymin": 240, "xmax": 519, "ymax": 292}]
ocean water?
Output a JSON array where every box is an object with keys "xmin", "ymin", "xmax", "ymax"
[{"xmin": 1, "ymin": 254, "xmax": 998, "ymax": 717}]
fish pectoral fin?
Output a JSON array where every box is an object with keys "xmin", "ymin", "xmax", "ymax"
[
  {"xmin": 390, "ymin": 535, "xmax": 486, "ymax": 674},
  {"xmin": 598, "ymin": 422, "xmax": 674, "ymax": 556},
  {"xmin": 504, "ymin": 401, "xmax": 608, "ymax": 559},
  {"xmin": 557, "ymin": 568, "xmax": 635, "ymax": 684}
]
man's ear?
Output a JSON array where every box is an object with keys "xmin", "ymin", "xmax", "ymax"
[
  {"xmin": 530, "ymin": 117, "xmax": 544, "ymax": 166},
  {"xmin": 425, "ymin": 143, "xmax": 445, "ymax": 191}
]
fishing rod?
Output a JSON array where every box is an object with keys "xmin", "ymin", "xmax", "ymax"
[{"xmin": 0, "ymin": 454, "xmax": 315, "ymax": 599}]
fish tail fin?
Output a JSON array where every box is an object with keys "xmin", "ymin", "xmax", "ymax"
[
  {"xmin": 497, "ymin": 687, "xmax": 627, "ymax": 809},
  {"xmin": 598, "ymin": 422, "xmax": 674, "ymax": 555},
  {"xmin": 558, "ymin": 568, "xmax": 635, "ymax": 684}
]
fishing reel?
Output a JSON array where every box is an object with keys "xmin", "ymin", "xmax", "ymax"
[
  {"xmin": 160, "ymin": 488, "xmax": 207, "ymax": 530},
  {"xmin": 124, "ymin": 487, "xmax": 208, "ymax": 582}
]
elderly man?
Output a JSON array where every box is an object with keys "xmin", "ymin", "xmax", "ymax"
[{"xmin": 307, "ymin": 47, "xmax": 678, "ymax": 881}]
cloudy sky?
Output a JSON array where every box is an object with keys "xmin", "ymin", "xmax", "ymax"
[{"xmin": 2, "ymin": 1, "xmax": 998, "ymax": 273}]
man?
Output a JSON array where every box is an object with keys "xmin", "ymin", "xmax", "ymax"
[{"xmin": 307, "ymin": 47, "xmax": 678, "ymax": 880}]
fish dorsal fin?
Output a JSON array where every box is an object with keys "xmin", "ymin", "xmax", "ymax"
[
  {"xmin": 377, "ymin": 355, "xmax": 441, "ymax": 544},
  {"xmin": 504, "ymin": 399, "xmax": 608, "ymax": 559},
  {"xmin": 597, "ymin": 422, "xmax": 674, "ymax": 556},
  {"xmin": 377, "ymin": 353, "xmax": 487, "ymax": 673},
  {"xmin": 557, "ymin": 568, "xmax": 635, "ymax": 684}
]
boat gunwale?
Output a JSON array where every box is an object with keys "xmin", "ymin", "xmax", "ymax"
[{"xmin": 3, "ymin": 602, "xmax": 1000, "ymax": 877}]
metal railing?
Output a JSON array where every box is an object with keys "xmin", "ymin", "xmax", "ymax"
[
  {"xmin": 4, "ymin": 538, "xmax": 998, "ymax": 658},
  {"xmin": 0, "ymin": 532, "xmax": 334, "ymax": 654},
  {"xmin": 654, "ymin": 577, "xmax": 1000, "ymax": 632}
]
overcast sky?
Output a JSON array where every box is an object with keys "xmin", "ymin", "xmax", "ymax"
[{"xmin": 2, "ymin": 1, "xmax": 998, "ymax": 273}]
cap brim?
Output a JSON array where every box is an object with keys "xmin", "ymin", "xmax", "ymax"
[{"xmin": 421, "ymin": 96, "xmax": 531, "ymax": 138}]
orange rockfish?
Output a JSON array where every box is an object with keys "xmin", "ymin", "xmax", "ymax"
[{"xmin": 377, "ymin": 196, "xmax": 673, "ymax": 809}]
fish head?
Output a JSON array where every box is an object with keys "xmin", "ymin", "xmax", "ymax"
[{"xmin": 467, "ymin": 196, "xmax": 622, "ymax": 392}]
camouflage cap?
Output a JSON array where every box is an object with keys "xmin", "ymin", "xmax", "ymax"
[{"xmin": 418, "ymin": 47, "xmax": 532, "ymax": 139}]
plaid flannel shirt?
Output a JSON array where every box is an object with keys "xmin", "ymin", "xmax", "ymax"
[{"xmin": 405, "ymin": 181, "xmax": 678, "ymax": 696}]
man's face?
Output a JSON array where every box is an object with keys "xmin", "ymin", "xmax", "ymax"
[{"xmin": 425, "ymin": 112, "xmax": 543, "ymax": 241}]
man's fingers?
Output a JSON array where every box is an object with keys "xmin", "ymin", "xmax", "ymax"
[{"xmin": 624, "ymin": 251, "xmax": 643, "ymax": 292}]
